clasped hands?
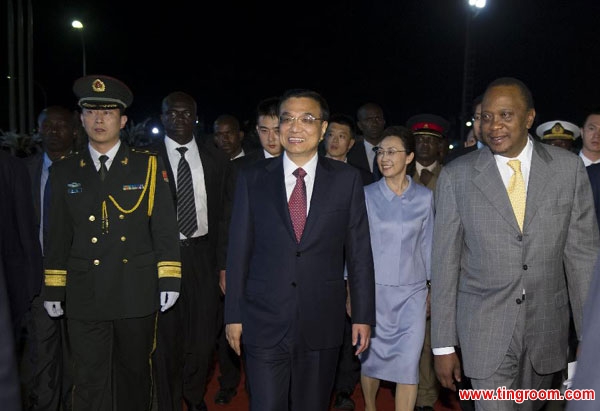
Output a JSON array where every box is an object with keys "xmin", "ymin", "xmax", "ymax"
[{"xmin": 44, "ymin": 291, "xmax": 180, "ymax": 318}]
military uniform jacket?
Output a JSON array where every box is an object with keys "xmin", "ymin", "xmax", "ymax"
[{"xmin": 42, "ymin": 143, "xmax": 181, "ymax": 321}]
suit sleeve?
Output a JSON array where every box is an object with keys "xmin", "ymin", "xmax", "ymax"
[
  {"xmin": 563, "ymin": 158, "xmax": 600, "ymax": 339},
  {"xmin": 42, "ymin": 163, "xmax": 72, "ymax": 301},
  {"xmin": 431, "ymin": 166, "xmax": 463, "ymax": 348},
  {"xmin": 345, "ymin": 170, "xmax": 376, "ymax": 326},
  {"xmin": 224, "ymin": 169, "xmax": 253, "ymax": 324},
  {"xmin": 151, "ymin": 155, "xmax": 181, "ymax": 293},
  {"xmin": 217, "ymin": 159, "xmax": 235, "ymax": 270}
]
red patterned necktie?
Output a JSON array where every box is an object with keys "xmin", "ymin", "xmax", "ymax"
[{"xmin": 288, "ymin": 167, "xmax": 307, "ymax": 243}]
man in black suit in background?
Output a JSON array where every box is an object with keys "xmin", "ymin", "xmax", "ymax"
[
  {"xmin": 346, "ymin": 102, "xmax": 386, "ymax": 182},
  {"xmin": 21, "ymin": 106, "xmax": 76, "ymax": 411},
  {"xmin": 153, "ymin": 91, "xmax": 232, "ymax": 411}
]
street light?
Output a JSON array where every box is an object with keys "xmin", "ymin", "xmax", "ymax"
[
  {"xmin": 459, "ymin": 0, "xmax": 486, "ymax": 142},
  {"xmin": 71, "ymin": 20, "xmax": 86, "ymax": 76}
]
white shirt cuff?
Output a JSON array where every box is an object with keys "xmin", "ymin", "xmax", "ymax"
[{"xmin": 433, "ymin": 346, "xmax": 456, "ymax": 355}]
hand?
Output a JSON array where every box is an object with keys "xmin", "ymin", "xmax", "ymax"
[
  {"xmin": 434, "ymin": 352, "xmax": 462, "ymax": 391},
  {"xmin": 219, "ymin": 270, "xmax": 226, "ymax": 295},
  {"xmin": 226, "ymin": 323, "xmax": 243, "ymax": 356},
  {"xmin": 160, "ymin": 291, "xmax": 180, "ymax": 312},
  {"xmin": 352, "ymin": 323, "xmax": 371, "ymax": 355},
  {"xmin": 44, "ymin": 301, "xmax": 64, "ymax": 317}
]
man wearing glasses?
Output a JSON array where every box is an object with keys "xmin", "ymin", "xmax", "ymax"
[{"xmin": 225, "ymin": 89, "xmax": 375, "ymax": 411}]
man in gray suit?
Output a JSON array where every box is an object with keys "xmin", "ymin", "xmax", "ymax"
[{"xmin": 431, "ymin": 77, "xmax": 599, "ymax": 411}]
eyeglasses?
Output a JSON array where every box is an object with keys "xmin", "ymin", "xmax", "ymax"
[
  {"xmin": 373, "ymin": 147, "xmax": 407, "ymax": 157},
  {"xmin": 279, "ymin": 114, "xmax": 323, "ymax": 127}
]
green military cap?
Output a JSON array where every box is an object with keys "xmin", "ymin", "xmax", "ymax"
[{"xmin": 73, "ymin": 75, "xmax": 133, "ymax": 110}]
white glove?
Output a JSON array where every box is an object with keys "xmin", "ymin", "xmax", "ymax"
[
  {"xmin": 44, "ymin": 301, "xmax": 64, "ymax": 317},
  {"xmin": 160, "ymin": 291, "xmax": 180, "ymax": 312}
]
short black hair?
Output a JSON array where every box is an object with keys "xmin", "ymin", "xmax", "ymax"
[
  {"xmin": 378, "ymin": 125, "xmax": 416, "ymax": 176},
  {"xmin": 484, "ymin": 77, "xmax": 534, "ymax": 110},
  {"xmin": 256, "ymin": 96, "xmax": 280, "ymax": 121},
  {"xmin": 279, "ymin": 89, "xmax": 330, "ymax": 121},
  {"xmin": 327, "ymin": 113, "xmax": 357, "ymax": 139}
]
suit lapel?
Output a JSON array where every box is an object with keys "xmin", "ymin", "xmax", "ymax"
[
  {"xmin": 265, "ymin": 157, "xmax": 297, "ymax": 242},
  {"xmin": 302, "ymin": 157, "xmax": 333, "ymax": 243},
  {"xmin": 473, "ymin": 148, "xmax": 521, "ymax": 232},
  {"xmin": 523, "ymin": 142, "xmax": 552, "ymax": 230}
]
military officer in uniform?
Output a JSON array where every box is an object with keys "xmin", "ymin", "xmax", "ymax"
[
  {"xmin": 42, "ymin": 75, "xmax": 182, "ymax": 411},
  {"xmin": 536, "ymin": 120, "xmax": 580, "ymax": 153}
]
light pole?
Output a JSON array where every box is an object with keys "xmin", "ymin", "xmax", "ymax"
[
  {"xmin": 459, "ymin": 0, "xmax": 486, "ymax": 143},
  {"xmin": 71, "ymin": 20, "xmax": 86, "ymax": 76}
]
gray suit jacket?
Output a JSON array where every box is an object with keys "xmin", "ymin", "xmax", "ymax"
[{"xmin": 431, "ymin": 141, "xmax": 599, "ymax": 379}]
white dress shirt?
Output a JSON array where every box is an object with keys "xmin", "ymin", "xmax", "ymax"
[
  {"xmin": 283, "ymin": 152, "xmax": 318, "ymax": 215},
  {"xmin": 364, "ymin": 140, "xmax": 376, "ymax": 173},
  {"xmin": 164, "ymin": 136, "xmax": 208, "ymax": 239},
  {"xmin": 579, "ymin": 151, "xmax": 600, "ymax": 167},
  {"xmin": 89, "ymin": 140, "xmax": 121, "ymax": 171}
]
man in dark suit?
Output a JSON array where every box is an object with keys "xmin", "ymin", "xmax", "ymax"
[
  {"xmin": 21, "ymin": 106, "xmax": 76, "ymax": 411},
  {"xmin": 566, "ymin": 254, "xmax": 600, "ymax": 411},
  {"xmin": 0, "ymin": 253, "xmax": 22, "ymax": 411},
  {"xmin": 0, "ymin": 150, "xmax": 42, "ymax": 343},
  {"xmin": 225, "ymin": 89, "xmax": 375, "ymax": 411},
  {"xmin": 431, "ymin": 77, "xmax": 599, "ymax": 411},
  {"xmin": 586, "ymin": 163, "xmax": 600, "ymax": 230},
  {"xmin": 43, "ymin": 75, "xmax": 181, "ymax": 411},
  {"xmin": 346, "ymin": 102, "xmax": 386, "ymax": 183},
  {"xmin": 152, "ymin": 91, "xmax": 232, "ymax": 411}
]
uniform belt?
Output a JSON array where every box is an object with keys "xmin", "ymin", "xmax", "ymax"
[{"xmin": 179, "ymin": 234, "xmax": 208, "ymax": 246}]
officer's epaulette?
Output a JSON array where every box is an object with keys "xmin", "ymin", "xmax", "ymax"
[
  {"xmin": 131, "ymin": 147, "xmax": 158, "ymax": 156},
  {"xmin": 54, "ymin": 151, "xmax": 79, "ymax": 163}
]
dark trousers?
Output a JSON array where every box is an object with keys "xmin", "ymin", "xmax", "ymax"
[
  {"xmin": 19, "ymin": 295, "xmax": 73, "ymax": 411},
  {"xmin": 244, "ymin": 320, "xmax": 340, "ymax": 411},
  {"xmin": 216, "ymin": 294, "xmax": 241, "ymax": 391},
  {"xmin": 333, "ymin": 313, "xmax": 360, "ymax": 395},
  {"xmin": 154, "ymin": 240, "xmax": 220, "ymax": 409},
  {"xmin": 67, "ymin": 313, "xmax": 155, "ymax": 411}
]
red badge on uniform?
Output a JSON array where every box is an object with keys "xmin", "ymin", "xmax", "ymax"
[{"xmin": 162, "ymin": 170, "xmax": 169, "ymax": 183}]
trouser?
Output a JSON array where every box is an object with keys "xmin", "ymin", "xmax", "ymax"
[
  {"xmin": 19, "ymin": 295, "xmax": 73, "ymax": 411},
  {"xmin": 68, "ymin": 314, "xmax": 156, "ymax": 411},
  {"xmin": 469, "ymin": 305, "xmax": 554, "ymax": 411},
  {"xmin": 154, "ymin": 239, "xmax": 220, "ymax": 409},
  {"xmin": 333, "ymin": 313, "xmax": 361, "ymax": 394},
  {"xmin": 416, "ymin": 317, "xmax": 440, "ymax": 407},
  {"xmin": 216, "ymin": 294, "xmax": 241, "ymax": 391}
]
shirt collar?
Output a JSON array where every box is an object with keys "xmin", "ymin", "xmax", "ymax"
[
  {"xmin": 283, "ymin": 151, "xmax": 318, "ymax": 178},
  {"xmin": 164, "ymin": 135, "xmax": 198, "ymax": 153},
  {"xmin": 88, "ymin": 140, "xmax": 121, "ymax": 164}
]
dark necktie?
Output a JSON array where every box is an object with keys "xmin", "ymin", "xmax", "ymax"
[
  {"xmin": 288, "ymin": 167, "xmax": 307, "ymax": 243},
  {"xmin": 420, "ymin": 168, "xmax": 434, "ymax": 186},
  {"xmin": 99, "ymin": 155, "xmax": 109, "ymax": 181},
  {"xmin": 42, "ymin": 175, "xmax": 51, "ymax": 254},
  {"xmin": 372, "ymin": 153, "xmax": 382, "ymax": 181},
  {"xmin": 176, "ymin": 147, "xmax": 198, "ymax": 237}
]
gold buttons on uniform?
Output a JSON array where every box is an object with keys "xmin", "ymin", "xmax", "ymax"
[
  {"xmin": 89, "ymin": 215, "xmax": 96, "ymax": 221},
  {"xmin": 93, "ymin": 259, "xmax": 100, "ymax": 266},
  {"xmin": 122, "ymin": 258, "xmax": 128, "ymax": 264},
  {"xmin": 91, "ymin": 237, "xmax": 98, "ymax": 243},
  {"xmin": 119, "ymin": 214, "xmax": 125, "ymax": 220},
  {"xmin": 120, "ymin": 236, "xmax": 126, "ymax": 242}
]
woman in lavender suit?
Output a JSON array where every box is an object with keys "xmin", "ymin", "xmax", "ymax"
[{"xmin": 360, "ymin": 126, "xmax": 434, "ymax": 411}]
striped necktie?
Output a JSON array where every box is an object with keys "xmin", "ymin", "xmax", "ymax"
[{"xmin": 176, "ymin": 147, "xmax": 198, "ymax": 237}]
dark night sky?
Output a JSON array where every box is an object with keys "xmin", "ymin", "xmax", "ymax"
[{"xmin": 4, "ymin": 0, "xmax": 600, "ymax": 140}]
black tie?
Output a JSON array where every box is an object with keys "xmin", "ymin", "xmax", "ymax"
[
  {"xmin": 372, "ymin": 153, "xmax": 382, "ymax": 181},
  {"xmin": 99, "ymin": 155, "xmax": 109, "ymax": 181},
  {"xmin": 176, "ymin": 147, "xmax": 198, "ymax": 237},
  {"xmin": 42, "ymin": 175, "xmax": 51, "ymax": 254}
]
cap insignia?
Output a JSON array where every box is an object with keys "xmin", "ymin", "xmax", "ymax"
[
  {"xmin": 80, "ymin": 159, "xmax": 86, "ymax": 168},
  {"xmin": 92, "ymin": 79, "xmax": 106, "ymax": 93},
  {"xmin": 552, "ymin": 123, "xmax": 565, "ymax": 135},
  {"xmin": 121, "ymin": 157, "xmax": 128, "ymax": 166}
]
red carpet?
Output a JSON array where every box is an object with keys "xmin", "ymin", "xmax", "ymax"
[{"xmin": 199, "ymin": 362, "xmax": 462, "ymax": 411}]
